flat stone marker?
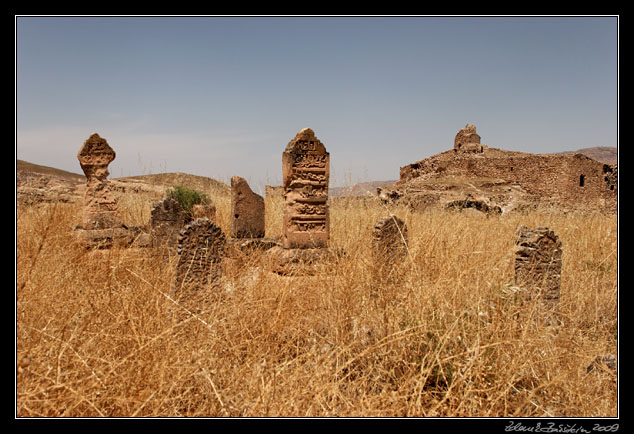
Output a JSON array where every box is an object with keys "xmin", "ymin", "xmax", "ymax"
[
  {"xmin": 282, "ymin": 128, "xmax": 330, "ymax": 249},
  {"xmin": 231, "ymin": 176, "xmax": 265, "ymax": 239}
]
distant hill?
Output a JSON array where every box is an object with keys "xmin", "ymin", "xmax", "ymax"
[
  {"xmin": 123, "ymin": 172, "xmax": 230, "ymax": 195},
  {"xmin": 556, "ymin": 147, "xmax": 617, "ymax": 165},
  {"xmin": 15, "ymin": 145, "xmax": 615, "ymax": 203},
  {"xmin": 17, "ymin": 160, "xmax": 229, "ymax": 191},
  {"xmin": 330, "ymin": 180, "xmax": 398, "ymax": 197},
  {"xmin": 16, "ymin": 160, "xmax": 230, "ymax": 205},
  {"xmin": 16, "ymin": 159, "xmax": 85, "ymax": 183}
]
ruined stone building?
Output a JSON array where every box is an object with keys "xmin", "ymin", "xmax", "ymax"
[{"xmin": 395, "ymin": 124, "xmax": 617, "ymax": 213}]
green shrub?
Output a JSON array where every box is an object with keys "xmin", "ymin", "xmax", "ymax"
[{"xmin": 166, "ymin": 184, "xmax": 211, "ymax": 216}]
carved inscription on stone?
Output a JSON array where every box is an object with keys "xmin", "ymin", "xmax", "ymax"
[
  {"xmin": 514, "ymin": 226, "xmax": 562, "ymax": 312},
  {"xmin": 174, "ymin": 218, "xmax": 226, "ymax": 296},
  {"xmin": 282, "ymin": 128, "xmax": 330, "ymax": 249},
  {"xmin": 77, "ymin": 133, "xmax": 123, "ymax": 230}
]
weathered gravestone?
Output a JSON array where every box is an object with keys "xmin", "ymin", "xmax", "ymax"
[
  {"xmin": 282, "ymin": 128, "xmax": 330, "ymax": 249},
  {"xmin": 514, "ymin": 226, "xmax": 562, "ymax": 322},
  {"xmin": 267, "ymin": 128, "xmax": 342, "ymax": 274},
  {"xmin": 371, "ymin": 215, "xmax": 408, "ymax": 288},
  {"xmin": 150, "ymin": 196, "xmax": 188, "ymax": 248},
  {"xmin": 231, "ymin": 176, "xmax": 265, "ymax": 239},
  {"xmin": 77, "ymin": 133, "xmax": 123, "ymax": 230},
  {"xmin": 372, "ymin": 215, "xmax": 408, "ymax": 260},
  {"xmin": 74, "ymin": 133, "xmax": 133, "ymax": 247},
  {"xmin": 173, "ymin": 218, "xmax": 226, "ymax": 299},
  {"xmin": 226, "ymin": 176, "xmax": 279, "ymax": 257}
]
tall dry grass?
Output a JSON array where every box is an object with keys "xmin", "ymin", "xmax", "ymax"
[{"xmin": 16, "ymin": 187, "xmax": 617, "ymax": 417}]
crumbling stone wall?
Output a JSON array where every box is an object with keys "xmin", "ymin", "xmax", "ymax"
[
  {"xmin": 399, "ymin": 148, "xmax": 617, "ymax": 212},
  {"xmin": 454, "ymin": 124, "xmax": 485, "ymax": 153}
]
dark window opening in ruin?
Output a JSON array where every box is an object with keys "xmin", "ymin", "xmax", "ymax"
[
  {"xmin": 610, "ymin": 185, "xmax": 614, "ymax": 191},
  {"xmin": 510, "ymin": 167, "xmax": 514, "ymax": 172},
  {"xmin": 579, "ymin": 174, "xmax": 585, "ymax": 187}
]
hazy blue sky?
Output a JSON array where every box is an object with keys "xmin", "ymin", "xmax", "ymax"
[{"xmin": 16, "ymin": 15, "xmax": 618, "ymax": 191}]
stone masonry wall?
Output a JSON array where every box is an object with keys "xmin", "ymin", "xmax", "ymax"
[{"xmin": 399, "ymin": 149, "xmax": 617, "ymax": 212}]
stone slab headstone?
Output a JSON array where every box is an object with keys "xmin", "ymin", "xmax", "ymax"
[
  {"xmin": 282, "ymin": 128, "xmax": 330, "ymax": 249},
  {"xmin": 231, "ymin": 176, "xmax": 265, "ymax": 239},
  {"xmin": 514, "ymin": 225, "xmax": 562, "ymax": 318},
  {"xmin": 174, "ymin": 218, "xmax": 227, "ymax": 297},
  {"xmin": 150, "ymin": 196, "xmax": 188, "ymax": 247},
  {"xmin": 371, "ymin": 215, "xmax": 408, "ymax": 260}
]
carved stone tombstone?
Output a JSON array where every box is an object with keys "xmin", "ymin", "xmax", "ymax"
[
  {"xmin": 514, "ymin": 226, "xmax": 562, "ymax": 319},
  {"xmin": 372, "ymin": 215, "xmax": 408, "ymax": 260},
  {"xmin": 173, "ymin": 218, "xmax": 226, "ymax": 298},
  {"xmin": 282, "ymin": 128, "xmax": 330, "ymax": 249},
  {"xmin": 231, "ymin": 176, "xmax": 265, "ymax": 239},
  {"xmin": 370, "ymin": 215, "xmax": 408, "ymax": 289},
  {"xmin": 77, "ymin": 133, "xmax": 123, "ymax": 230},
  {"xmin": 150, "ymin": 197, "xmax": 188, "ymax": 247}
]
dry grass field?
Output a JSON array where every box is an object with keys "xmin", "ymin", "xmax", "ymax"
[{"xmin": 16, "ymin": 184, "xmax": 618, "ymax": 418}]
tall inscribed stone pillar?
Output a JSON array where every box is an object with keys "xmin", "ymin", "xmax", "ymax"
[{"xmin": 282, "ymin": 128, "xmax": 330, "ymax": 249}]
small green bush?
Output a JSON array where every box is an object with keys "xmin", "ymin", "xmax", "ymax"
[{"xmin": 166, "ymin": 184, "xmax": 211, "ymax": 216}]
